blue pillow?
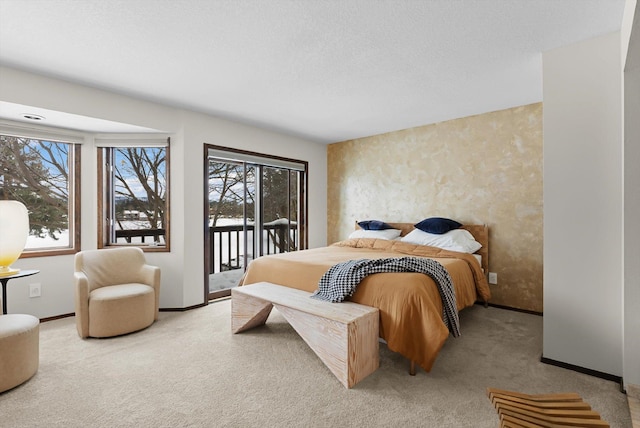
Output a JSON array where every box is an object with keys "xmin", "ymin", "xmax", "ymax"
[
  {"xmin": 414, "ymin": 217, "xmax": 461, "ymax": 234},
  {"xmin": 358, "ymin": 220, "xmax": 392, "ymax": 230}
]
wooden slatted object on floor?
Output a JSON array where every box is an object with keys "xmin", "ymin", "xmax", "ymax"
[
  {"xmin": 232, "ymin": 282, "xmax": 380, "ymax": 388},
  {"xmin": 486, "ymin": 387, "xmax": 610, "ymax": 428}
]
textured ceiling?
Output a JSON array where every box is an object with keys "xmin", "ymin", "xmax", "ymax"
[{"xmin": 0, "ymin": 0, "xmax": 627, "ymax": 143}]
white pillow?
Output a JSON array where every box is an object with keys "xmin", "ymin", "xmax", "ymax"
[
  {"xmin": 400, "ymin": 228, "xmax": 482, "ymax": 253},
  {"xmin": 348, "ymin": 228, "xmax": 402, "ymax": 240}
]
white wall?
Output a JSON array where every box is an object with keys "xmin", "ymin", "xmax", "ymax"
[
  {"xmin": 624, "ymin": 0, "xmax": 640, "ymax": 388},
  {"xmin": 543, "ymin": 32, "xmax": 623, "ymax": 376},
  {"xmin": 0, "ymin": 66, "xmax": 327, "ymax": 318}
]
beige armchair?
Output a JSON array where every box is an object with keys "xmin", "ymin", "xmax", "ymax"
[{"xmin": 74, "ymin": 247, "xmax": 160, "ymax": 338}]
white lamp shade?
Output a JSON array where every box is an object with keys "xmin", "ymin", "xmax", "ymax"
[{"xmin": 0, "ymin": 200, "xmax": 29, "ymax": 276}]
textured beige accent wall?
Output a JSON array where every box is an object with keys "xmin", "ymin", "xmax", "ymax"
[{"xmin": 327, "ymin": 103, "xmax": 543, "ymax": 312}]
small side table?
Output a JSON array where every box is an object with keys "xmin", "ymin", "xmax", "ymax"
[{"xmin": 0, "ymin": 269, "xmax": 40, "ymax": 314}]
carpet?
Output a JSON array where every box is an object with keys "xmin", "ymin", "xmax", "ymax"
[{"xmin": 0, "ymin": 300, "xmax": 632, "ymax": 427}]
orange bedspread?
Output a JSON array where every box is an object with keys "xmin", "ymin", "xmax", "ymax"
[{"xmin": 241, "ymin": 238, "xmax": 491, "ymax": 372}]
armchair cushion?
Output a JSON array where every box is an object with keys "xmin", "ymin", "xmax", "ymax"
[{"xmin": 89, "ymin": 283, "xmax": 156, "ymax": 338}]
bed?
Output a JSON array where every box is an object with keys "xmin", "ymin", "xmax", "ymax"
[{"xmin": 240, "ymin": 221, "xmax": 491, "ymax": 373}]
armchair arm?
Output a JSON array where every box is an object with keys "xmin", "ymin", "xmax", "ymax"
[
  {"xmin": 74, "ymin": 271, "xmax": 90, "ymax": 338},
  {"xmin": 140, "ymin": 264, "xmax": 161, "ymax": 318}
]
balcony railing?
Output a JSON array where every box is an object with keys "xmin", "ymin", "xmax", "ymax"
[
  {"xmin": 115, "ymin": 228, "xmax": 166, "ymax": 244},
  {"xmin": 209, "ymin": 223, "xmax": 298, "ymax": 274},
  {"xmin": 112, "ymin": 223, "xmax": 297, "ymax": 275}
]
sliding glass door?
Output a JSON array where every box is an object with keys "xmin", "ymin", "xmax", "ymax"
[{"xmin": 204, "ymin": 145, "xmax": 307, "ymax": 300}]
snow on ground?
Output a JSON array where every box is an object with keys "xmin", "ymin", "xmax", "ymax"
[{"xmin": 25, "ymin": 229, "xmax": 69, "ymax": 249}]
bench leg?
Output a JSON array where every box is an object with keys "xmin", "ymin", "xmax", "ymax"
[
  {"xmin": 231, "ymin": 290, "xmax": 273, "ymax": 334},
  {"xmin": 276, "ymin": 304, "xmax": 379, "ymax": 388}
]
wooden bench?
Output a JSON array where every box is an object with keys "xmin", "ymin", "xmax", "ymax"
[{"xmin": 231, "ymin": 282, "xmax": 379, "ymax": 388}]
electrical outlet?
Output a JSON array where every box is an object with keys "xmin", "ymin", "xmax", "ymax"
[
  {"xmin": 29, "ymin": 283, "xmax": 41, "ymax": 298},
  {"xmin": 488, "ymin": 272, "xmax": 498, "ymax": 285}
]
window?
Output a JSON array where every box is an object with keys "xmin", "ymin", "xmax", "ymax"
[
  {"xmin": 0, "ymin": 133, "xmax": 80, "ymax": 256},
  {"xmin": 98, "ymin": 139, "xmax": 169, "ymax": 251}
]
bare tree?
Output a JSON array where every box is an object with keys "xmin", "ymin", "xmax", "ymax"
[
  {"xmin": 113, "ymin": 147, "xmax": 166, "ymax": 230},
  {"xmin": 208, "ymin": 161, "xmax": 254, "ymax": 226}
]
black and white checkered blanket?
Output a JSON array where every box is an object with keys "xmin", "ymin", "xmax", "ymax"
[{"xmin": 311, "ymin": 257, "xmax": 460, "ymax": 337}]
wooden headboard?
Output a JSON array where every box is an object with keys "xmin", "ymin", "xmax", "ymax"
[{"xmin": 356, "ymin": 221, "xmax": 489, "ymax": 273}]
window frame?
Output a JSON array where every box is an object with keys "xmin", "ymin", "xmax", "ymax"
[
  {"xmin": 97, "ymin": 140, "xmax": 170, "ymax": 252},
  {"xmin": 0, "ymin": 131, "xmax": 81, "ymax": 258}
]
